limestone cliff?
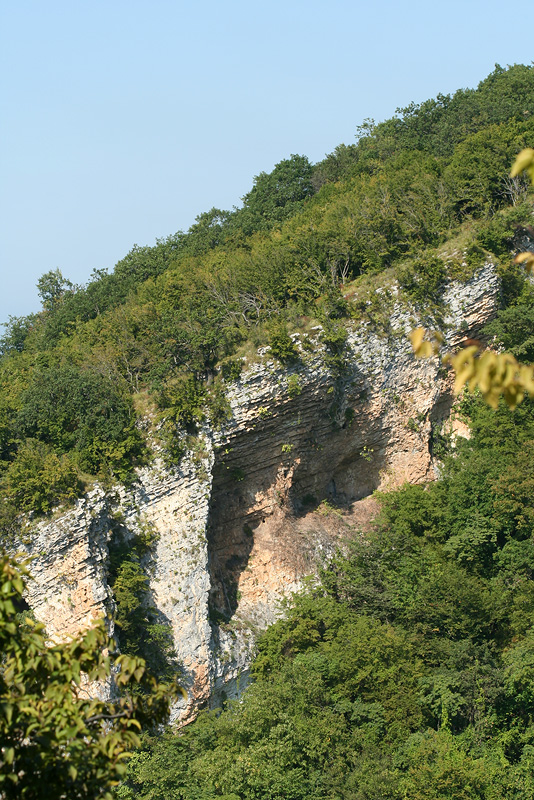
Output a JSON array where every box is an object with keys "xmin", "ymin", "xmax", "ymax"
[{"xmin": 22, "ymin": 264, "xmax": 500, "ymax": 720}]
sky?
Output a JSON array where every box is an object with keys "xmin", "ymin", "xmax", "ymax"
[{"xmin": 1, "ymin": 0, "xmax": 533, "ymax": 328}]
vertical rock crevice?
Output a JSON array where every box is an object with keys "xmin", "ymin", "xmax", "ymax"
[{"xmin": 20, "ymin": 264, "xmax": 501, "ymax": 719}]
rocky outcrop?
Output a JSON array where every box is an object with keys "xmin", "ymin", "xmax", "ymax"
[{"xmin": 22, "ymin": 264, "xmax": 501, "ymax": 719}]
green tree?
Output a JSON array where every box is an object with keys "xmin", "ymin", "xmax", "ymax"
[
  {"xmin": 0, "ymin": 314, "xmax": 37, "ymax": 357},
  {"xmin": 240, "ymin": 154, "xmax": 314, "ymax": 230},
  {"xmin": 3, "ymin": 439, "xmax": 81, "ymax": 514},
  {"xmin": 16, "ymin": 365, "xmax": 145, "ymax": 478},
  {"xmin": 0, "ymin": 555, "xmax": 181, "ymax": 800},
  {"xmin": 36, "ymin": 269, "xmax": 73, "ymax": 312}
]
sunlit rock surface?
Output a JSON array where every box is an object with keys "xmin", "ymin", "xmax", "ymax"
[{"xmin": 23, "ymin": 264, "xmax": 500, "ymax": 720}]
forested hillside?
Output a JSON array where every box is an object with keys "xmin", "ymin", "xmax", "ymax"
[
  {"xmin": 117, "ymin": 394, "xmax": 534, "ymax": 799},
  {"xmin": 3, "ymin": 63, "xmax": 534, "ymax": 798},
  {"xmin": 1, "ymin": 64, "xmax": 534, "ymax": 528},
  {"xmin": 112, "ymin": 64, "xmax": 534, "ymax": 799}
]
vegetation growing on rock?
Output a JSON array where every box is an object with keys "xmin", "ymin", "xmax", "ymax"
[
  {"xmin": 2, "ymin": 64, "xmax": 534, "ymax": 798},
  {"xmin": 117, "ymin": 392, "xmax": 534, "ymax": 799},
  {"xmin": 1, "ymin": 64, "xmax": 534, "ymax": 524}
]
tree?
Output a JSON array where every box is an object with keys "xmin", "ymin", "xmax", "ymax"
[
  {"xmin": 0, "ymin": 315, "xmax": 37, "ymax": 357},
  {"xmin": 15, "ymin": 364, "xmax": 145, "ymax": 478},
  {"xmin": 0, "ymin": 555, "xmax": 181, "ymax": 800},
  {"xmin": 184, "ymin": 208, "xmax": 233, "ymax": 255},
  {"xmin": 36, "ymin": 269, "xmax": 73, "ymax": 312},
  {"xmin": 240, "ymin": 154, "xmax": 314, "ymax": 228}
]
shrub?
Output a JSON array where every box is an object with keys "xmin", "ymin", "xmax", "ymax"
[
  {"xmin": 206, "ymin": 382, "xmax": 232, "ymax": 427},
  {"xmin": 268, "ymin": 323, "xmax": 298, "ymax": 364},
  {"xmin": 108, "ymin": 524, "xmax": 178, "ymax": 681},
  {"xmin": 397, "ymin": 254, "xmax": 447, "ymax": 305},
  {"xmin": 320, "ymin": 320, "xmax": 349, "ymax": 373},
  {"xmin": 4, "ymin": 439, "xmax": 81, "ymax": 514},
  {"xmin": 220, "ymin": 357, "xmax": 243, "ymax": 382},
  {"xmin": 287, "ymin": 374, "xmax": 302, "ymax": 398}
]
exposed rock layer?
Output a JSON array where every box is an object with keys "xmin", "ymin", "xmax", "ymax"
[{"xmin": 22, "ymin": 265, "xmax": 500, "ymax": 718}]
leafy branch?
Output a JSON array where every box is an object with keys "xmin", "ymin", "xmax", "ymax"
[
  {"xmin": 0, "ymin": 555, "xmax": 184, "ymax": 800},
  {"xmin": 410, "ymin": 148, "xmax": 534, "ymax": 410}
]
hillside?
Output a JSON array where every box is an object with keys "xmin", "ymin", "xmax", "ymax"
[
  {"xmin": 118, "ymin": 390, "xmax": 534, "ymax": 800},
  {"xmin": 2, "ymin": 63, "xmax": 534, "ymax": 798},
  {"xmin": 1, "ymin": 64, "xmax": 534, "ymax": 526}
]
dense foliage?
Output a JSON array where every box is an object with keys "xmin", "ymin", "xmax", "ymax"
[
  {"xmin": 1, "ymin": 64, "xmax": 534, "ymax": 521},
  {"xmin": 0, "ymin": 556, "xmax": 179, "ymax": 800},
  {"xmin": 107, "ymin": 519, "xmax": 178, "ymax": 681},
  {"xmin": 117, "ymin": 392, "xmax": 534, "ymax": 799},
  {"xmin": 2, "ymin": 61, "xmax": 534, "ymax": 799}
]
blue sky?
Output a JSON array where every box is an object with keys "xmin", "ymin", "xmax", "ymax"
[{"xmin": 1, "ymin": 0, "xmax": 533, "ymax": 327}]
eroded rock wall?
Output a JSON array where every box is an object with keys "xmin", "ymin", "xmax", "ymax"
[{"xmin": 22, "ymin": 264, "xmax": 501, "ymax": 717}]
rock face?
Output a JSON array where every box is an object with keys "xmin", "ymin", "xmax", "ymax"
[{"xmin": 22, "ymin": 264, "xmax": 501, "ymax": 719}]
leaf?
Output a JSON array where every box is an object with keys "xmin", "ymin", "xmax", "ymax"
[
  {"xmin": 409, "ymin": 327, "xmax": 425, "ymax": 352},
  {"xmin": 510, "ymin": 147, "xmax": 534, "ymax": 181},
  {"xmin": 409, "ymin": 327, "xmax": 441, "ymax": 358},
  {"xmin": 440, "ymin": 343, "xmax": 534, "ymax": 409},
  {"xmin": 0, "ymin": 554, "xmax": 179, "ymax": 798},
  {"xmin": 1, "ymin": 703, "xmax": 13, "ymax": 724},
  {"xmin": 514, "ymin": 252, "xmax": 534, "ymax": 273}
]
